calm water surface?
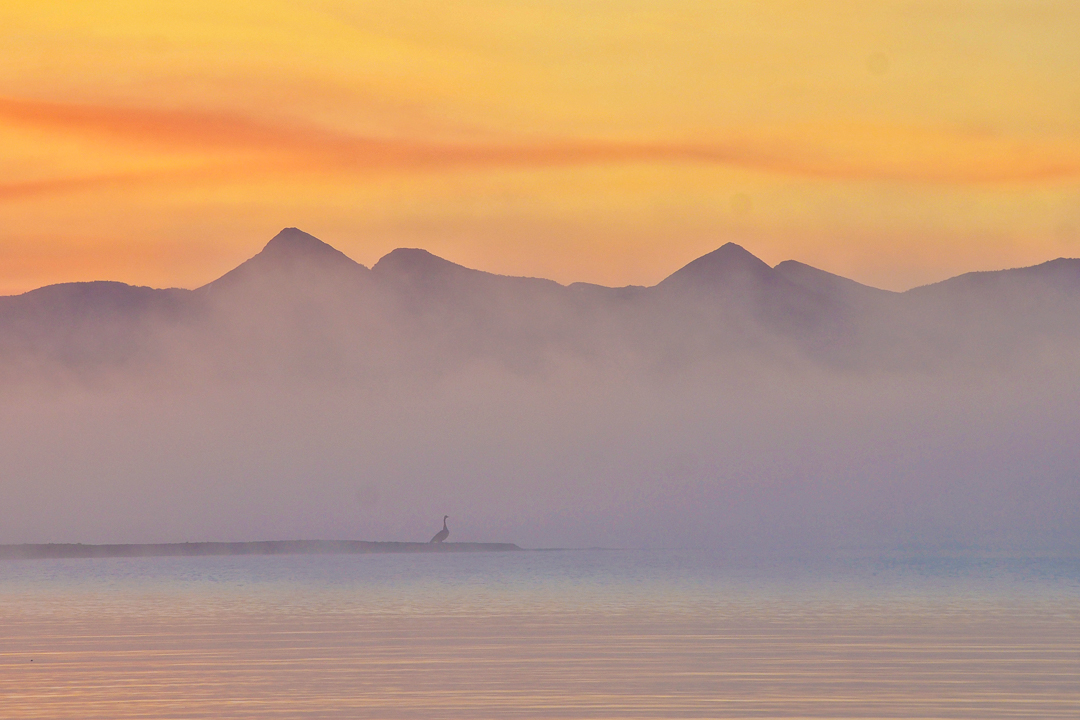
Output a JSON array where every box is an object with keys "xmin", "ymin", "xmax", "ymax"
[{"xmin": 2, "ymin": 550, "xmax": 1078, "ymax": 718}]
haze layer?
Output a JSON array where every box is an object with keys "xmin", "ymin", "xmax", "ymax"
[{"xmin": 2, "ymin": 230, "xmax": 1078, "ymax": 554}]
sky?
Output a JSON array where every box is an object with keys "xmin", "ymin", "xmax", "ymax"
[{"xmin": 1, "ymin": 0, "xmax": 1079, "ymax": 296}]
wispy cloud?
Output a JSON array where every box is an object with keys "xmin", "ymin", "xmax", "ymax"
[
  {"xmin": 0, "ymin": 165, "xmax": 262, "ymax": 201},
  {"xmin": 2, "ymin": 96, "xmax": 1079, "ymax": 202}
]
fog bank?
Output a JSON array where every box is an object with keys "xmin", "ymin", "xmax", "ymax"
[{"xmin": 2, "ymin": 229, "xmax": 1078, "ymax": 554}]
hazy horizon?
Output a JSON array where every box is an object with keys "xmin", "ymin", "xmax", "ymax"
[
  {"xmin": 3, "ymin": 228, "xmax": 1078, "ymax": 555},
  {"xmin": 3, "ymin": 227, "xmax": 1080, "ymax": 298}
]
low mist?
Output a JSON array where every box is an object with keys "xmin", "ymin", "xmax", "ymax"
[{"xmin": 2, "ymin": 229, "xmax": 1078, "ymax": 555}]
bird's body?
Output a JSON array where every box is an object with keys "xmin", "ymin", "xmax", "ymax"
[{"xmin": 430, "ymin": 515, "xmax": 449, "ymax": 544}]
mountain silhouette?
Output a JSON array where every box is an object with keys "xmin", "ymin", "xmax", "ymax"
[
  {"xmin": 3, "ymin": 227, "xmax": 1080, "ymax": 379},
  {"xmin": 200, "ymin": 227, "xmax": 368, "ymax": 295},
  {"xmin": 7, "ymin": 229, "xmax": 1080, "ymax": 554},
  {"xmin": 373, "ymin": 247, "xmax": 479, "ymax": 283},
  {"xmin": 372, "ymin": 247, "xmax": 562, "ymax": 304},
  {"xmin": 657, "ymin": 242, "xmax": 776, "ymax": 292},
  {"xmin": 773, "ymin": 260, "xmax": 896, "ymax": 304},
  {"xmin": 370, "ymin": 246, "xmax": 575, "ymax": 373}
]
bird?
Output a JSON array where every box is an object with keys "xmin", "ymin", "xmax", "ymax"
[{"xmin": 429, "ymin": 515, "xmax": 449, "ymax": 544}]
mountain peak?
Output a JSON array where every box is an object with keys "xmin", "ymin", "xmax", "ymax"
[
  {"xmin": 372, "ymin": 248, "xmax": 474, "ymax": 279},
  {"xmin": 260, "ymin": 228, "xmax": 352, "ymax": 263},
  {"xmin": 245, "ymin": 227, "xmax": 362, "ymax": 271},
  {"xmin": 697, "ymin": 242, "xmax": 771, "ymax": 270},
  {"xmin": 198, "ymin": 228, "xmax": 364, "ymax": 292},
  {"xmin": 658, "ymin": 242, "xmax": 774, "ymax": 290}
]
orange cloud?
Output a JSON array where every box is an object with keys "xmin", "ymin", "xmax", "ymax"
[
  {"xmin": 0, "ymin": 165, "xmax": 268, "ymax": 201},
  {"xmin": 2, "ymin": 96, "xmax": 1079, "ymax": 201},
  {"xmin": 0, "ymin": 97, "xmax": 332, "ymax": 152},
  {"xmin": 0, "ymin": 172, "xmax": 168, "ymax": 201}
]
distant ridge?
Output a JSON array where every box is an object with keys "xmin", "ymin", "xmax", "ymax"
[
  {"xmin": 198, "ymin": 227, "xmax": 367, "ymax": 292},
  {"xmin": 4, "ymin": 226, "xmax": 1080, "ymax": 377},
  {"xmin": 4, "ymin": 228, "xmax": 1080, "ymax": 555},
  {"xmin": 373, "ymin": 247, "xmax": 471, "ymax": 277},
  {"xmin": 261, "ymin": 227, "xmax": 354, "ymax": 262},
  {"xmin": 657, "ymin": 242, "xmax": 775, "ymax": 291},
  {"xmin": 907, "ymin": 257, "xmax": 1080, "ymax": 296},
  {"xmin": 4, "ymin": 227, "xmax": 1079, "ymax": 298},
  {"xmin": 0, "ymin": 540, "xmax": 522, "ymax": 560},
  {"xmin": 372, "ymin": 246, "xmax": 562, "ymax": 296},
  {"xmin": 773, "ymin": 260, "xmax": 896, "ymax": 300}
]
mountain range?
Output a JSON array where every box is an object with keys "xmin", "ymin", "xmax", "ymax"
[
  {"xmin": 3, "ymin": 229, "xmax": 1080, "ymax": 551},
  {"xmin": 3, "ymin": 227, "xmax": 1079, "ymax": 381}
]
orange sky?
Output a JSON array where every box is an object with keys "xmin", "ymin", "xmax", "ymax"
[{"xmin": 2, "ymin": 0, "xmax": 1079, "ymax": 294}]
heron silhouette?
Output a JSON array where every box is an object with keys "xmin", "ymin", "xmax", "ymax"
[{"xmin": 429, "ymin": 515, "xmax": 449, "ymax": 544}]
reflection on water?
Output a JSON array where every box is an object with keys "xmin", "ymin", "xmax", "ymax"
[{"xmin": 2, "ymin": 551, "xmax": 1078, "ymax": 718}]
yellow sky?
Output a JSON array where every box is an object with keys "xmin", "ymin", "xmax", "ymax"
[{"xmin": 1, "ymin": 0, "xmax": 1079, "ymax": 294}]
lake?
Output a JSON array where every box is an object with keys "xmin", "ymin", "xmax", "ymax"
[{"xmin": 2, "ymin": 550, "xmax": 1078, "ymax": 718}]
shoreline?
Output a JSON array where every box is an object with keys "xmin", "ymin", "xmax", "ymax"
[{"xmin": 0, "ymin": 540, "xmax": 521, "ymax": 560}]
